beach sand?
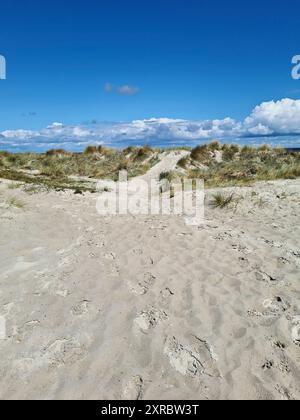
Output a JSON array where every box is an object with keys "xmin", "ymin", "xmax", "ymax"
[{"xmin": 0, "ymin": 172, "xmax": 300, "ymax": 400}]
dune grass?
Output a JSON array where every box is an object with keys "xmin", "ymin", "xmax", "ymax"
[
  {"xmin": 0, "ymin": 143, "xmax": 299, "ymax": 192},
  {"xmin": 0, "ymin": 146, "xmax": 161, "ymax": 192},
  {"xmin": 211, "ymin": 192, "xmax": 235, "ymax": 209},
  {"xmin": 159, "ymin": 171, "xmax": 177, "ymax": 183},
  {"xmin": 6, "ymin": 197, "xmax": 25, "ymax": 209},
  {"xmin": 184, "ymin": 143, "xmax": 300, "ymax": 188},
  {"xmin": 7, "ymin": 182, "xmax": 22, "ymax": 190}
]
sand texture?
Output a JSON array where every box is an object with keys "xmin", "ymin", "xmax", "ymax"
[{"xmin": 0, "ymin": 175, "xmax": 300, "ymax": 400}]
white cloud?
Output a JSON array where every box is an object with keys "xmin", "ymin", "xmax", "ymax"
[
  {"xmin": 104, "ymin": 83, "xmax": 139, "ymax": 96},
  {"xmin": 1, "ymin": 129, "xmax": 38, "ymax": 140},
  {"xmin": 47, "ymin": 122, "xmax": 64, "ymax": 129},
  {"xmin": 116, "ymin": 85, "xmax": 139, "ymax": 96},
  {"xmin": 2, "ymin": 98, "xmax": 300, "ymax": 151},
  {"xmin": 244, "ymin": 98, "xmax": 300, "ymax": 134}
]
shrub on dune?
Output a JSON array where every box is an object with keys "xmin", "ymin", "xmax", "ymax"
[
  {"xmin": 159, "ymin": 171, "xmax": 176, "ymax": 183},
  {"xmin": 211, "ymin": 192, "xmax": 235, "ymax": 208},
  {"xmin": 258, "ymin": 144, "xmax": 272, "ymax": 153},
  {"xmin": 222, "ymin": 144, "xmax": 240, "ymax": 161},
  {"xmin": 208, "ymin": 140, "xmax": 221, "ymax": 151},
  {"xmin": 84, "ymin": 145, "xmax": 98, "ymax": 155},
  {"xmin": 135, "ymin": 145, "xmax": 154, "ymax": 160},
  {"xmin": 45, "ymin": 149, "xmax": 68, "ymax": 156},
  {"xmin": 177, "ymin": 156, "xmax": 189, "ymax": 169},
  {"xmin": 0, "ymin": 151, "xmax": 11, "ymax": 157},
  {"xmin": 191, "ymin": 145, "xmax": 209, "ymax": 162}
]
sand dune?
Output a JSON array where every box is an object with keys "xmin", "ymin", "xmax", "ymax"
[{"xmin": 0, "ymin": 172, "xmax": 300, "ymax": 400}]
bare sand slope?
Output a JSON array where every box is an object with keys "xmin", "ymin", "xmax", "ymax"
[{"xmin": 0, "ymin": 177, "xmax": 300, "ymax": 400}]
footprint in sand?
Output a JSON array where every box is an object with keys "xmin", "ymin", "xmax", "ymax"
[
  {"xmin": 56, "ymin": 289, "xmax": 70, "ymax": 298},
  {"xmin": 164, "ymin": 335, "xmax": 219, "ymax": 378},
  {"xmin": 262, "ymin": 296, "xmax": 291, "ymax": 313},
  {"xmin": 247, "ymin": 296, "xmax": 290, "ymax": 320},
  {"xmin": 128, "ymin": 272, "xmax": 156, "ymax": 296},
  {"xmin": 232, "ymin": 244, "xmax": 253, "ymax": 255},
  {"xmin": 238, "ymin": 257, "xmax": 249, "ymax": 268},
  {"xmin": 42, "ymin": 338, "xmax": 87, "ymax": 367},
  {"xmin": 260, "ymin": 238, "xmax": 284, "ymax": 249},
  {"xmin": 71, "ymin": 300, "xmax": 91, "ymax": 316},
  {"xmin": 104, "ymin": 252, "xmax": 117, "ymax": 260},
  {"xmin": 262, "ymin": 360, "xmax": 274, "ymax": 371},
  {"xmin": 15, "ymin": 320, "xmax": 40, "ymax": 343},
  {"xmin": 132, "ymin": 248, "xmax": 143, "ymax": 255},
  {"xmin": 134, "ymin": 307, "xmax": 168, "ymax": 332},
  {"xmin": 159, "ymin": 287, "xmax": 174, "ymax": 306}
]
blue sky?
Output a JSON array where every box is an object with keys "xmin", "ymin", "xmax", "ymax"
[{"xmin": 1, "ymin": 0, "xmax": 300, "ymax": 151}]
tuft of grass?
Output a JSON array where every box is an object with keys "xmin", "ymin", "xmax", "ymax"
[
  {"xmin": 7, "ymin": 197, "xmax": 25, "ymax": 209},
  {"xmin": 177, "ymin": 156, "xmax": 189, "ymax": 169},
  {"xmin": 84, "ymin": 145, "xmax": 98, "ymax": 155},
  {"xmin": 258, "ymin": 144, "xmax": 272, "ymax": 153},
  {"xmin": 222, "ymin": 144, "xmax": 240, "ymax": 161},
  {"xmin": 0, "ymin": 151, "xmax": 11, "ymax": 158},
  {"xmin": 191, "ymin": 145, "xmax": 209, "ymax": 162},
  {"xmin": 7, "ymin": 182, "xmax": 22, "ymax": 190},
  {"xmin": 187, "ymin": 144, "xmax": 300, "ymax": 188},
  {"xmin": 135, "ymin": 145, "xmax": 154, "ymax": 160},
  {"xmin": 159, "ymin": 171, "xmax": 176, "ymax": 183},
  {"xmin": 211, "ymin": 192, "xmax": 235, "ymax": 209},
  {"xmin": 1, "ymin": 144, "xmax": 300, "ymax": 193},
  {"xmin": 240, "ymin": 145, "xmax": 257, "ymax": 159},
  {"xmin": 23, "ymin": 184, "xmax": 48, "ymax": 195},
  {"xmin": 208, "ymin": 140, "xmax": 221, "ymax": 151},
  {"xmin": 45, "ymin": 149, "xmax": 68, "ymax": 156},
  {"xmin": 123, "ymin": 146, "xmax": 137, "ymax": 155}
]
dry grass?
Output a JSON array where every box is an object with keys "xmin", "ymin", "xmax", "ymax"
[
  {"xmin": 211, "ymin": 192, "xmax": 235, "ymax": 209},
  {"xmin": 0, "ymin": 143, "xmax": 299, "ymax": 192},
  {"xmin": 0, "ymin": 146, "xmax": 161, "ymax": 192},
  {"xmin": 7, "ymin": 182, "xmax": 22, "ymax": 190},
  {"xmin": 186, "ymin": 143, "xmax": 300, "ymax": 187},
  {"xmin": 6, "ymin": 197, "xmax": 25, "ymax": 209},
  {"xmin": 177, "ymin": 156, "xmax": 189, "ymax": 169},
  {"xmin": 190, "ymin": 145, "xmax": 210, "ymax": 163},
  {"xmin": 159, "ymin": 171, "xmax": 177, "ymax": 183}
]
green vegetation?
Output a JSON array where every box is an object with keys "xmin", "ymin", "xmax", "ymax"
[
  {"xmin": 7, "ymin": 182, "xmax": 23, "ymax": 190},
  {"xmin": 190, "ymin": 144, "xmax": 210, "ymax": 163},
  {"xmin": 6, "ymin": 197, "xmax": 25, "ymax": 209},
  {"xmin": 159, "ymin": 171, "xmax": 177, "ymax": 183},
  {"xmin": 184, "ymin": 142, "xmax": 300, "ymax": 188},
  {"xmin": 0, "ymin": 143, "xmax": 299, "ymax": 193},
  {"xmin": 177, "ymin": 156, "xmax": 189, "ymax": 169},
  {"xmin": 0, "ymin": 146, "xmax": 161, "ymax": 192},
  {"xmin": 211, "ymin": 192, "xmax": 235, "ymax": 209}
]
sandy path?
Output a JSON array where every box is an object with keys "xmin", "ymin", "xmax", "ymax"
[
  {"xmin": 139, "ymin": 150, "xmax": 189, "ymax": 182},
  {"xmin": 0, "ymin": 177, "xmax": 299, "ymax": 400}
]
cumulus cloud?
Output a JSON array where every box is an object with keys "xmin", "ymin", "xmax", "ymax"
[
  {"xmin": 244, "ymin": 98, "xmax": 300, "ymax": 135},
  {"xmin": 1, "ymin": 129, "xmax": 38, "ymax": 140},
  {"xmin": 2, "ymin": 99, "xmax": 300, "ymax": 152}
]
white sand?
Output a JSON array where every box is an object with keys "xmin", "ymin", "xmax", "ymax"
[{"xmin": 0, "ymin": 172, "xmax": 300, "ymax": 400}]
